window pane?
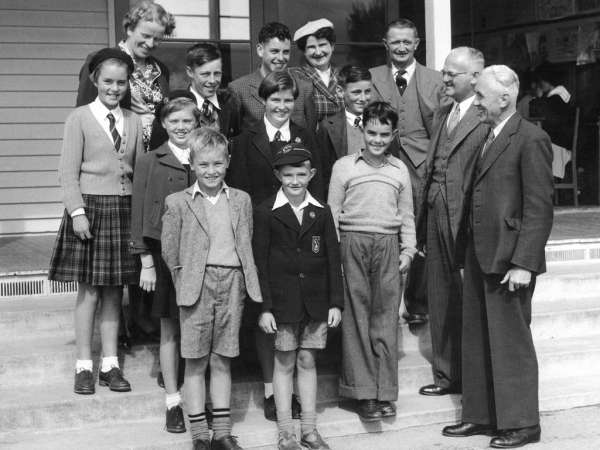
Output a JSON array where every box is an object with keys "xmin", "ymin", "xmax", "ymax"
[
  {"xmin": 171, "ymin": 16, "xmax": 210, "ymax": 39},
  {"xmin": 157, "ymin": 0, "xmax": 209, "ymax": 15},
  {"xmin": 220, "ymin": 18, "xmax": 250, "ymax": 40},
  {"xmin": 220, "ymin": 0, "xmax": 249, "ymax": 17}
]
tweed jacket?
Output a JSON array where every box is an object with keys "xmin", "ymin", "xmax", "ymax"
[
  {"xmin": 417, "ymin": 102, "xmax": 490, "ymax": 257},
  {"xmin": 227, "ymin": 120, "xmax": 325, "ymax": 205},
  {"xmin": 470, "ymin": 113, "xmax": 553, "ymax": 275},
  {"xmin": 370, "ymin": 62, "xmax": 445, "ymax": 170},
  {"xmin": 130, "ymin": 142, "xmax": 195, "ymax": 254},
  {"xmin": 252, "ymin": 194, "xmax": 343, "ymax": 323},
  {"xmin": 228, "ymin": 68, "xmax": 317, "ymax": 132},
  {"xmin": 161, "ymin": 186, "xmax": 262, "ymax": 306},
  {"xmin": 289, "ymin": 64, "xmax": 344, "ymax": 123}
]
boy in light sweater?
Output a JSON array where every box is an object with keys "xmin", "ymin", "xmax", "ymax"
[{"xmin": 327, "ymin": 101, "xmax": 416, "ymax": 422}]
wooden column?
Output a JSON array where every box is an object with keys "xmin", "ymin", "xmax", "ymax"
[{"xmin": 425, "ymin": 0, "xmax": 452, "ymax": 69}]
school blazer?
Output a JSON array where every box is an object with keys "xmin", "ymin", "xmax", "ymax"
[
  {"xmin": 227, "ymin": 121, "xmax": 325, "ymax": 205},
  {"xmin": 161, "ymin": 186, "xmax": 262, "ymax": 306},
  {"xmin": 470, "ymin": 113, "xmax": 553, "ymax": 275},
  {"xmin": 252, "ymin": 195, "xmax": 343, "ymax": 323},
  {"xmin": 130, "ymin": 142, "xmax": 195, "ymax": 254}
]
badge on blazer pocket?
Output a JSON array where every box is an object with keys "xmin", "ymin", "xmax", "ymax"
[{"xmin": 312, "ymin": 236, "xmax": 321, "ymax": 254}]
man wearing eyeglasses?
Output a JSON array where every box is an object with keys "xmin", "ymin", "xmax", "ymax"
[
  {"xmin": 416, "ymin": 47, "xmax": 488, "ymax": 398},
  {"xmin": 370, "ymin": 18, "xmax": 447, "ymax": 326}
]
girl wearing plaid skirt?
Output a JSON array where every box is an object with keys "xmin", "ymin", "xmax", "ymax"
[{"xmin": 48, "ymin": 48, "xmax": 144, "ymax": 395}]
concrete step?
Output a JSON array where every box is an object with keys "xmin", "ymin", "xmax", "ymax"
[
  {"xmin": 2, "ymin": 374, "xmax": 600, "ymax": 449},
  {"xmin": 533, "ymin": 260, "xmax": 600, "ymax": 303},
  {"xmin": 2, "ymin": 334, "xmax": 599, "ymax": 434}
]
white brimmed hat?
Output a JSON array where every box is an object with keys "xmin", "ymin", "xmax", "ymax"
[{"xmin": 293, "ymin": 18, "xmax": 334, "ymax": 42}]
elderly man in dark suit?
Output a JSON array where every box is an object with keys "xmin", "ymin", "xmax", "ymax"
[
  {"xmin": 370, "ymin": 18, "xmax": 446, "ymax": 325},
  {"xmin": 442, "ymin": 65, "xmax": 553, "ymax": 449},
  {"xmin": 417, "ymin": 47, "xmax": 488, "ymax": 397},
  {"xmin": 228, "ymin": 22, "xmax": 316, "ymax": 132}
]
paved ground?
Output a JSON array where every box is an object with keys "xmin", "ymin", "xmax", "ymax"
[
  {"xmin": 256, "ymin": 404, "xmax": 600, "ymax": 450},
  {"xmin": 0, "ymin": 207, "xmax": 599, "ymax": 274}
]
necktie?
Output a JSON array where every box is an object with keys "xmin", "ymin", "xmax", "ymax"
[
  {"xmin": 446, "ymin": 103, "xmax": 460, "ymax": 134},
  {"xmin": 353, "ymin": 116, "xmax": 362, "ymax": 129},
  {"xmin": 273, "ymin": 130, "xmax": 282, "ymax": 142},
  {"xmin": 107, "ymin": 112, "xmax": 121, "ymax": 151},
  {"xmin": 395, "ymin": 70, "xmax": 407, "ymax": 96},
  {"xmin": 480, "ymin": 130, "xmax": 495, "ymax": 158},
  {"xmin": 201, "ymin": 99, "xmax": 213, "ymax": 120}
]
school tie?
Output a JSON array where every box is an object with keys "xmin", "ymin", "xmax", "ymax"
[
  {"xmin": 106, "ymin": 112, "xmax": 121, "ymax": 151},
  {"xmin": 273, "ymin": 130, "xmax": 282, "ymax": 142},
  {"xmin": 480, "ymin": 129, "xmax": 495, "ymax": 158},
  {"xmin": 395, "ymin": 70, "xmax": 407, "ymax": 96},
  {"xmin": 353, "ymin": 116, "xmax": 362, "ymax": 129},
  {"xmin": 201, "ymin": 99, "xmax": 213, "ymax": 120},
  {"xmin": 446, "ymin": 103, "xmax": 460, "ymax": 134}
]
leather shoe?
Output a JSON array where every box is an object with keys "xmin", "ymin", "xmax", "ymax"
[
  {"xmin": 278, "ymin": 431, "xmax": 303, "ymax": 450},
  {"xmin": 165, "ymin": 405, "xmax": 186, "ymax": 433},
  {"xmin": 291, "ymin": 393, "xmax": 302, "ymax": 419},
  {"xmin": 419, "ymin": 384, "xmax": 460, "ymax": 396},
  {"xmin": 378, "ymin": 400, "xmax": 396, "ymax": 417},
  {"xmin": 192, "ymin": 439, "xmax": 210, "ymax": 450},
  {"xmin": 211, "ymin": 435, "xmax": 243, "ymax": 450},
  {"xmin": 99, "ymin": 367, "xmax": 131, "ymax": 392},
  {"xmin": 264, "ymin": 394, "xmax": 276, "ymax": 421},
  {"xmin": 301, "ymin": 429, "xmax": 331, "ymax": 449},
  {"xmin": 442, "ymin": 422, "xmax": 494, "ymax": 437},
  {"xmin": 490, "ymin": 425, "xmax": 541, "ymax": 448},
  {"xmin": 405, "ymin": 313, "xmax": 428, "ymax": 325},
  {"xmin": 356, "ymin": 399, "xmax": 382, "ymax": 422},
  {"xmin": 74, "ymin": 369, "xmax": 95, "ymax": 395}
]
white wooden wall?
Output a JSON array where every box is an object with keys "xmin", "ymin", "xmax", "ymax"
[{"xmin": 0, "ymin": 0, "xmax": 110, "ymax": 235}]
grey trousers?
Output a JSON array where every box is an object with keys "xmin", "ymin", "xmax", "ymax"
[{"xmin": 339, "ymin": 231, "xmax": 402, "ymax": 401}]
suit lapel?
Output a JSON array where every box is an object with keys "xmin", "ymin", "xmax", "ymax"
[
  {"xmin": 373, "ymin": 66, "xmax": 397, "ymax": 104},
  {"xmin": 328, "ymin": 113, "xmax": 346, "ymax": 158},
  {"xmin": 476, "ymin": 113, "xmax": 521, "ymax": 182},
  {"xmin": 251, "ymin": 123, "xmax": 273, "ymax": 165},
  {"xmin": 184, "ymin": 187, "xmax": 208, "ymax": 234},
  {"xmin": 273, "ymin": 204, "xmax": 301, "ymax": 232},
  {"xmin": 156, "ymin": 143, "xmax": 186, "ymax": 170},
  {"xmin": 248, "ymin": 69, "xmax": 264, "ymax": 105},
  {"xmin": 228, "ymin": 190, "xmax": 240, "ymax": 232},
  {"xmin": 299, "ymin": 204, "xmax": 321, "ymax": 238},
  {"xmin": 448, "ymin": 103, "xmax": 480, "ymax": 155}
]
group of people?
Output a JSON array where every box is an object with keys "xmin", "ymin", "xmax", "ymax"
[{"xmin": 48, "ymin": 1, "xmax": 555, "ymax": 450}]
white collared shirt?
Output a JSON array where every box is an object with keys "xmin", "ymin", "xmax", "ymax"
[
  {"xmin": 315, "ymin": 66, "xmax": 331, "ymax": 86},
  {"xmin": 89, "ymin": 97, "xmax": 124, "ymax": 142},
  {"xmin": 491, "ymin": 112, "xmax": 515, "ymax": 139},
  {"xmin": 191, "ymin": 181, "xmax": 230, "ymax": 205},
  {"xmin": 452, "ymin": 94, "xmax": 476, "ymax": 123},
  {"xmin": 167, "ymin": 141, "xmax": 190, "ymax": 165},
  {"xmin": 264, "ymin": 116, "xmax": 291, "ymax": 142},
  {"xmin": 345, "ymin": 109, "xmax": 362, "ymax": 129},
  {"xmin": 190, "ymin": 86, "xmax": 220, "ymax": 110},
  {"xmin": 392, "ymin": 59, "xmax": 416, "ymax": 85},
  {"xmin": 272, "ymin": 188, "xmax": 322, "ymax": 224}
]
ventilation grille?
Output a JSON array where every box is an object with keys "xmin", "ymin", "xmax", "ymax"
[{"xmin": 0, "ymin": 276, "xmax": 78, "ymax": 298}]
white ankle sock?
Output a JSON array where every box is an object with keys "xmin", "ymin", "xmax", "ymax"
[
  {"xmin": 165, "ymin": 391, "xmax": 182, "ymax": 409},
  {"xmin": 264, "ymin": 382, "xmax": 274, "ymax": 398},
  {"xmin": 75, "ymin": 359, "xmax": 93, "ymax": 373},
  {"xmin": 100, "ymin": 356, "xmax": 119, "ymax": 373}
]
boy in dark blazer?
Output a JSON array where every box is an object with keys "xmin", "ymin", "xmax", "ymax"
[{"xmin": 253, "ymin": 144, "xmax": 343, "ymax": 450}]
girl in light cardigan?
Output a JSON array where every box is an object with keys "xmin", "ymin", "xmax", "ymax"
[{"xmin": 49, "ymin": 48, "xmax": 144, "ymax": 396}]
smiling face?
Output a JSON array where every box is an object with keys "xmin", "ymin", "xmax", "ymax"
[
  {"xmin": 264, "ymin": 89, "xmax": 295, "ymax": 128},
  {"xmin": 274, "ymin": 161, "xmax": 315, "ymax": 204},
  {"xmin": 186, "ymin": 58, "xmax": 222, "ymax": 99},
  {"xmin": 162, "ymin": 107, "xmax": 197, "ymax": 149},
  {"xmin": 303, "ymin": 36, "xmax": 334, "ymax": 72},
  {"xmin": 338, "ymin": 80, "xmax": 372, "ymax": 116},
  {"xmin": 383, "ymin": 26, "xmax": 419, "ymax": 69},
  {"xmin": 363, "ymin": 119, "xmax": 395, "ymax": 158},
  {"xmin": 191, "ymin": 145, "xmax": 229, "ymax": 196},
  {"xmin": 473, "ymin": 72, "xmax": 505, "ymax": 126},
  {"xmin": 126, "ymin": 20, "xmax": 165, "ymax": 60},
  {"xmin": 257, "ymin": 38, "xmax": 291, "ymax": 74},
  {"xmin": 93, "ymin": 61, "xmax": 129, "ymax": 110},
  {"xmin": 442, "ymin": 53, "xmax": 477, "ymax": 102}
]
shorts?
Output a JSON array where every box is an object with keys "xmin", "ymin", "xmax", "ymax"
[
  {"xmin": 275, "ymin": 318, "xmax": 328, "ymax": 352},
  {"xmin": 179, "ymin": 266, "xmax": 245, "ymax": 359}
]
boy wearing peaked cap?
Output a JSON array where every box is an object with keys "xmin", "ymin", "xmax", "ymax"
[{"xmin": 252, "ymin": 143, "xmax": 343, "ymax": 450}]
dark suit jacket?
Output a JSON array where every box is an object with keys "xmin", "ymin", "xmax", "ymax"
[
  {"xmin": 252, "ymin": 194, "xmax": 343, "ymax": 323},
  {"xmin": 130, "ymin": 142, "xmax": 195, "ymax": 253},
  {"xmin": 417, "ymin": 102, "xmax": 490, "ymax": 260},
  {"xmin": 228, "ymin": 69, "xmax": 317, "ymax": 132},
  {"xmin": 226, "ymin": 121, "xmax": 324, "ymax": 205},
  {"xmin": 370, "ymin": 62, "xmax": 446, "ymax": 171},
  {"xmin": 471, "ymin": 113, "xmax": 553, "ymax": 275},
  {"xmin": 161, "ymin": 186, "xmax": 262, "ymax": 306}
]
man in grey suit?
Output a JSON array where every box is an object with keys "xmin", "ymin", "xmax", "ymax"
[
  {"xmin": 370, "ymin": 18, "xmax": 446, "ymax": 325},
  {"xmin": 417, "ymin": 47, "xmax": 488, "ymax": 396},
  {"xmin": 228, "ymin": 22, "xmax": 316, "ymax": 132}
]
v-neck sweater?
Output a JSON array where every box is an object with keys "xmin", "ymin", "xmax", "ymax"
[{"xmin": 59, "ymin": 105, "xmax": 143, "ymax": 213}]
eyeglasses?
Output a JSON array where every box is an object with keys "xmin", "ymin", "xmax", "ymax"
[{"xmin": 441, "ymin": 70, "xmax": 469, "ymax": 79}]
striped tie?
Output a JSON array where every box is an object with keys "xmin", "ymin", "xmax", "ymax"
[
  {"xmin": 395, "ymin": 70, "xmax": 407, "ymax": 95},
  {"xmin": 202, "ymin": 99, "xmax": 213, "ymax": 120},
  {"xmin": 273, "ymin": 130, "xmax": 282, "ymax": 142},
  {"xmin": 107, "ymin": 112, "xmax": 121, "ymax": 151}
]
